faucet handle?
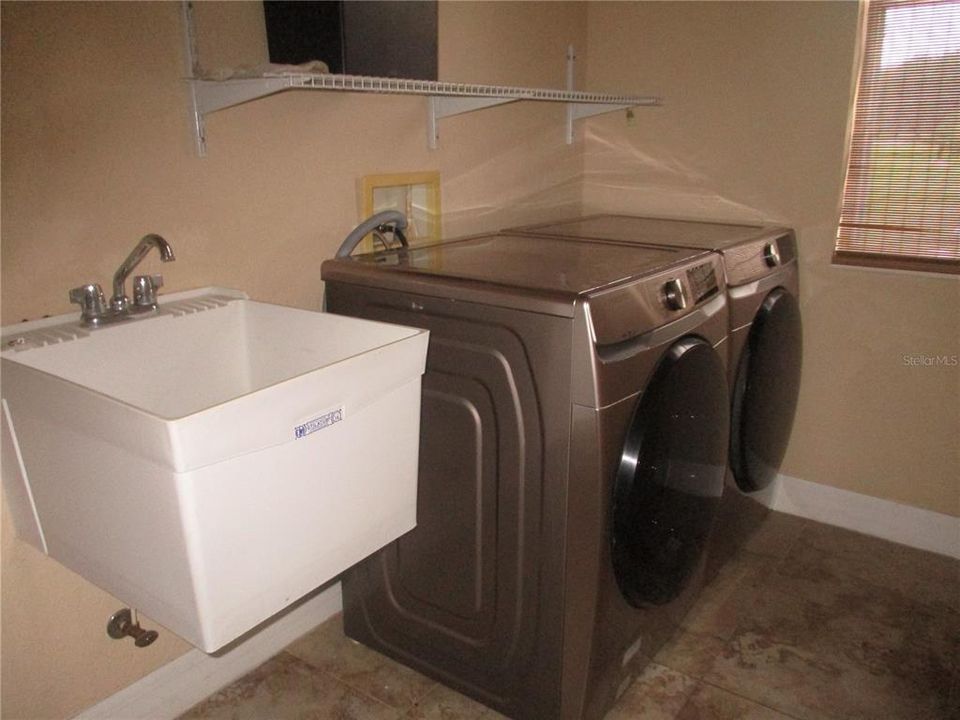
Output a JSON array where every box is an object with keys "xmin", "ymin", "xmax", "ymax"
[
  {"xmin": 69, "ymin": 284, "xmax": 107, "ymax": 324},
  {"xmin": 132, "ymin": 274, "xmax": 163, "ymax": 308}
]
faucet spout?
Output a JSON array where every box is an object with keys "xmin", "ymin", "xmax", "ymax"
[{"xmin": 111, "ymin": 234, "xmax": 175, "ymax": 311}]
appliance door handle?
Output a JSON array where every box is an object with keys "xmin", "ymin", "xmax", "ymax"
[
  {"xmin": 595, "ymin": 293, "xmax": 727, "ymax": 363},
  {"xmin": 728, "ymin": 264, "xmax": 793, "ymax": 300}
]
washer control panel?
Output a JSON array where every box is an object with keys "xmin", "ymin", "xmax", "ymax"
[
  {"xmin": 685, "ymin": 261, "xmax": 720, "ymax": 304},
  {"xmin": 659, "ymin": 261, "xmax": 718, "ymax": 312},
  {"xmin": 588, "ymin": 253, "xmax": 726, "ymax": 345}
]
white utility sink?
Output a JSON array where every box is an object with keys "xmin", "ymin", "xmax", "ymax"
[{"xmin": 1, "ymin": 288, "xmax": 428, "ymax": 651}]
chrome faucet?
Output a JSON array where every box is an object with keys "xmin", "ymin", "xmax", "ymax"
[
  {"xmin": 69, "ymin": 234, "xmax": 175, "ymax": 327},
  {"xmin": 111, "ymin": 234, "xmax": 175, "ymax": 312}
]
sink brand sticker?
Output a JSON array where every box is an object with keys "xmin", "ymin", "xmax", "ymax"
[{"xmin": 294, "ymin": 407, "xmax": 344, "ymax": 439}]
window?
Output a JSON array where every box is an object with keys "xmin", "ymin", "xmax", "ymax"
[{"xmin": 835, "ymin": 0, "xmax": 960, "ymax": 274}]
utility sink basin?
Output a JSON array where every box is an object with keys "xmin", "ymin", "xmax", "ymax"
[{"xmin": 1, "ymin": 288, "xmax": 428, "ymax": 651}]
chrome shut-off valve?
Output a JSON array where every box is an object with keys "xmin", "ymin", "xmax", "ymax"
[{"xmin": 107, "ymin": 608, "xmax": 159, "ymax": 648}]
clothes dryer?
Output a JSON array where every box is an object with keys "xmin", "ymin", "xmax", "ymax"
[
  {"xmin": 322, "ymin": 232, "xmax": 730, "ymax": 720},
  {"xmin": 509, "ymin": 215, "xmax": 803, "ymax": 572}
]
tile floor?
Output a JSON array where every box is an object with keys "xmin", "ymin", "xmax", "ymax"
[{"xmin": 179, "ymin": 513, "xmax": 959, "ymax": 720}]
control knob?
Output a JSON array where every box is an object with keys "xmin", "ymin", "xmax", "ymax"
[
  {"xmin": 763, "ymin": 242, "xmax": 782, "ymax": 267},
  {"xmin": 662, "ymin": 278, "xmax": 687, "ymax": 311}
]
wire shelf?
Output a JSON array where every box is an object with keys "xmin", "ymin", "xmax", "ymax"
[
  {"xmin": 181, "ymin": 2, "xmax": 661, "ymax": 155},
  {"xmin": 279, "ymin": 72, "xmax": 659, "ymax": 107}
]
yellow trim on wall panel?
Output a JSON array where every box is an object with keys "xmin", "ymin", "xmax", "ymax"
[{"xmin": 360, "ymin": 171, "xmax": 441, "ymax": 254}]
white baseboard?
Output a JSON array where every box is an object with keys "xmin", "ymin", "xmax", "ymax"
[
  {"xmin": 770, "ymin": 474, "xmax": 960, "ymax": 559},
  {"xmin": 73, "ymin": 582, "xmax": 343, "ymax": 720}
]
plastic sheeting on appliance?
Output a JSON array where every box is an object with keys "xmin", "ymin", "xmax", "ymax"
[{"xmin": 426, "ymin": 119, "xmax": 785, "ymax": 247}]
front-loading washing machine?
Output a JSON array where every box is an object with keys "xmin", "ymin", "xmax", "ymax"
[
  {"xmin": 322, "ymin": 231, "xmax": 730, "ymax": 720},
  {"xmin": 508, "ymin": 215, "xmax": 803, "ymax": 573}
]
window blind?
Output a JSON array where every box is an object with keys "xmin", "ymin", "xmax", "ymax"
[{"xmin": 835, "ymin": 0, "xmax": 960, "ymax": 274}]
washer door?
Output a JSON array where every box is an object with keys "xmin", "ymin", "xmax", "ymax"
[
  {"xmin": 612, "ymin": 336, "xmax": 729, "ymax": 608},
  {"xmin": 730, "ymin": 288, "xmax": 803, "ymax": 493}
]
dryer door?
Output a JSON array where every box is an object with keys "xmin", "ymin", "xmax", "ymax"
[
  {"xmin": 730, "ymin": 288, "xmax": 803, "ymax": 492},
  {"xmin": 612, "ymin": 336, "xmax": 729, "ymax": 608}
]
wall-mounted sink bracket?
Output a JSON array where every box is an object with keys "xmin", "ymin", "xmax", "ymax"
[
  {"xmin": 107, "ymin": 608, "xmax": 159, "ymax": 648},
  {"xmin": 181, "ymin": 1, "xmax": 660, "ymax": 155}
]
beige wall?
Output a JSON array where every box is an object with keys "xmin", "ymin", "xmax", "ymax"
[
  {"xmin": 0, "ymin": 2, "xmax": 586, "ymax": 717},
  {"xmin": 2, "ymin": 1, "xmax": 957, "ymax": 717},
  {"xmin": 583, "ymin": 1, "xmax": 959, "ymax": 517}
]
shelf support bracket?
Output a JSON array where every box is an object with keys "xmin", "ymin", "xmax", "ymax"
[
  {"xmin": 564, "ymin": 45, "xmax": 647, "ymax": 143},
  {"xmin": 182, "ymin": 1, "xmax": 206, "ymax": 157},
  {"xmin": 193, "ymin": 78, "xmax": 292, "ymax": 115},
  {"xmin": 571, "ymin": 103, "xmax": 637, "ymax": 121},
  {"xmin": 566, "ymin": 45, "xmax": 576, "ymax": 145},
  {"xmin": 428, "ymin": 96, "xmax": 519, "ymax": 150}
]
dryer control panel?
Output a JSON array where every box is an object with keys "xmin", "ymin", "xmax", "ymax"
[{"xmin": 722, "ymin": 231, "xmax": 797, "ymax": 286}]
